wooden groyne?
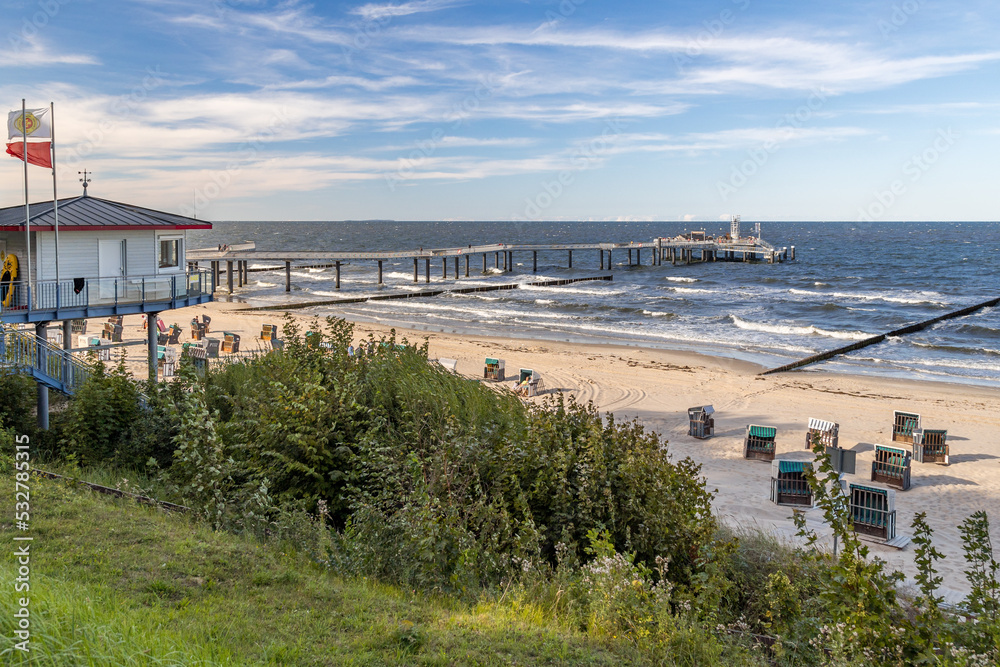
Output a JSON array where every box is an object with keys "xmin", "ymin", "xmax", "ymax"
[
  {"xmin": 239, "ymin": 275, "xmax": 613, "ymax": 313},
  {"xmin": 760, "ymin": 296, "xmax": 1000, "ymax": 375}
]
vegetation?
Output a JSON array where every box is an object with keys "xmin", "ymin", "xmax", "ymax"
[{"xmin": 1, "ymin": 316, "xmax": 998, "ymax": 665}]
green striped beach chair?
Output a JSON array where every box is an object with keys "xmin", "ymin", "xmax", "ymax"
[
  {"xmin": 892, "ymin": 411, "xmax": 921, "ymax": 444},
  {"xmin": 849, "ymin": 483, "xmax": 898, "ymax": 543},
  {"xmin": 913, "ymin": 429, "xmax": 949, "ymax": 465},
  {"xmin": 769, "ymin": 460, "xmax": 813, "ymax": 507},
  {"xmin": 870, "ymin": 444, "xmax": 911, "ymax": 490},
  {"xmin": 744, "ymin": 424, "xmax": 777, "ymax": 461}
]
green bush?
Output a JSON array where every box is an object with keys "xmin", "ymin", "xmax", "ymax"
[{"xmin": 0, "ymin": 370, "xmax": 36, "ymax": 436}]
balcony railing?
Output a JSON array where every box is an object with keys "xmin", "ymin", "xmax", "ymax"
[
  {"xmin": 0, "ymin": 270, "xmax": 213, "ymax": 317},
  {"xmin": 0, "ymin": 324, "xmax": 91, "ymax": 394}
]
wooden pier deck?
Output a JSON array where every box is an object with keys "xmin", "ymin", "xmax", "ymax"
[{"xmin": 189, "ymin": 235, "xmax": 792, "ymax": 294}]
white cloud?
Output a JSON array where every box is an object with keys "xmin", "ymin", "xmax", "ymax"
[
  {"xmin": 0, "ymin": 35, "xmax": 98, "ymax": 67},
  {"xmin": 351, "ymin": 0, "xmax": 463, "ymax": 21}
]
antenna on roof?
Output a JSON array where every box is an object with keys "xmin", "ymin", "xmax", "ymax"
[{"xmin": 78, "ymin": 170, "xmax": 91, "ymax": 197}]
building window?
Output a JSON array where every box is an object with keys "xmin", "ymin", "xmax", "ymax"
[{"xmin": 159, "ymin": 238, "xmax": 180, "ymax": 269}]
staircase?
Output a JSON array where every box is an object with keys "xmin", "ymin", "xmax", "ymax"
[{"xmin": 0, "ymin": 324, "xmax": 91, "ymax": 395}]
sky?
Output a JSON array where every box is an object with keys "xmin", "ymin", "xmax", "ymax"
[{"xmin": 1, "ymin": 0, "xmax": 999, "ymax": 222}]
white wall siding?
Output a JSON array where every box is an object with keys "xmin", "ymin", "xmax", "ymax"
[{"xmin": 35, "ymin": 230, "xmax": 160, "ymax": 280}]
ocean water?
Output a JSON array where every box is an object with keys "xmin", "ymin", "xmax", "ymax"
[{"xmin": 188, "ymin": 221, "xmax": 1000, "ymax": 387}]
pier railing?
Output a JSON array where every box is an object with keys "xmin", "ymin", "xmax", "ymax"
[{"xmin": 0, "ymin": 269, "xmax": 213, "ymax": 318}]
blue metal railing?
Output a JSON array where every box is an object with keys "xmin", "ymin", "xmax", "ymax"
[
  {"xmin": 0, "ymin": 270, "xmax": 212, "ymax": 316},
  {"xmin": 0, "ymin": 324, "xmax": 92, "ymax": 395}
]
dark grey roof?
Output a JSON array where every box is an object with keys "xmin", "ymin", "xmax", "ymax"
[{"xmin": 0, "ymin": 196, "xmax": 211, "ymax": 230}]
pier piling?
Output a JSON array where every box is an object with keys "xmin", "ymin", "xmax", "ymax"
[
  {"xmin": 413, "ymin": 258, "xmax": 418, "ymax": 283},
  {"xmin": 227, "ymin": 261, "xmax": 234, "ymax": 294},
  {"xmin": 465, "ymin": 255, "xmax": 469, "ymax": 277},
  {"xmin": 285, "ymin": 261, "xmax": 291, "ymax": 292},
  {"xmin": 425, "ymin": 258, "xmax": 430, "ymax": 283},
  {"xmin": 335, "ymin": 261, "xmax": 341, "ymax": 289},
  {"xmin": 378, "ymin": 260, "xmax": 383, "ymax": 285},
  {"xmin": 568, "ymin": 249, "xmax": 573, "ymax": 269},
  {"xmin": 533, "ymin": 251, "xmax": 538, "ymax": 272}
]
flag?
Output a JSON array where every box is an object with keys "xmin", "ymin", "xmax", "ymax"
[
  {"xmin": 6, "ymin": 141, "xmax": 52, "ymax": 168},
  {"xmin": 8, "ymin": 108, "xmax": 51, "ymax": 140},
  {"xmin": 6, "ymin": 107, "xmax": 52, "ymax": 168}
]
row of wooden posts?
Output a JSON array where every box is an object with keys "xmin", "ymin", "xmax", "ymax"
[{"xmin": 201, "ymin": 244, "xmax": 788, "ymax": 295}]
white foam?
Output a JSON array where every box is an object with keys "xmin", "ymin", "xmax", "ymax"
[
  {"xmin": 665, "ymin": 276, "xmax": 698, "ymax": 283},
  {"xmin": 730, "ymin": 316, "xmax": 871, "ymax": 341},
  {"xmin": 788, "ymin": 288, "xmax": 948, "ymax": 306},
  {"xmin": 642, "ymin": 310, "xmax": 673, "ymax": 318}
]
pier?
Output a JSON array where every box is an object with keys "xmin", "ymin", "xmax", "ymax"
[{"xmin": 188, "ymin": 217, "xmax": 791, "ymax": 295}]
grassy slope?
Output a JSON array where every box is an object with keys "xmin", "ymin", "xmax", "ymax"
[{"xmin": 1, "ymin": 475, "xmax": 646, "ymax": 666}]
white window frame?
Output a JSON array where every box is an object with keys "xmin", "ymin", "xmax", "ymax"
[{"xmin": 157, "ymin": 235, "xmax": 183, "ymax": 273}]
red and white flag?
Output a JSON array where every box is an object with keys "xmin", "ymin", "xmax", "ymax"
[{"xmin": 6, "ymin": 107, "xmax": 52, "ymax": 168}]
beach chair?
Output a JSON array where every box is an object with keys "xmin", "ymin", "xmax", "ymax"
[
  {"xmin": 190, "ymin": 318, "xmax": 206, "ymax": 340},
  {"xmin": 201, "ymin": 315, "xmax": 211, "ymax": 334},
  {"xmin": 892, "ymin": 411, "xmax": 921, "ymax": 444},
  {"xmin": 156, "ymin": 318, "xmax": 167, "ymax": 334},
  {"xmin": 769, "ymin": 460, "xmax": 814, "ymax": 507},
  {"xmin": 744, "ymin": 424, "xmax": 777, "ymax": 461},
  {"xmin": 305, "ymin": 331, "xmax": 321, "ymax": 349},
  {"xmin": 269, "ymin": 339, "xmax": 284, "ymax": 351},
  {"xmin": 182, "ymin": 343, "xmax": 209, "ymax": 371},
  {"xmin": 805, "ymin": 418, "xmax": 839, "ymax": 449},
  {"xmin": 518, "ymin": 368, "xmax": 543, "ymax": 397},
  {"xmin": 849, "ymin": 483, "xmax": 908, "ymax": 546},
  {"xmin": 484, "ymin": 357, "xmax": 505, "ymax": 381},
  {"xmin": 166, "ymin": 325, "xmax": 182, "ymax": 345},
  {"xmin": 70, "ymin": 319, "xmax": 87, "ymax": 335},
  {"xmin": 913, "ymin": 429, "xmax": 949, "ymax": 465},
  {"xmin": 437, "ymin": 358, "xmax": 458, "ymax": 372},
  {"xmin": 870, "ymin": 444, "xmax": 911, "ymax": 491},
  {"xmin": 204, "ymin": 338, "xmax": 221, "ymax": 358},
  {"xmin": 157, "ymin": 345, "xmax": 177, "ymax": 378},
  {"xmin": 107, "ymin": 315, "xmax": 123, "ymax": 326},
  {"xmin": 260, "ymin": 323, "xmax": 279, "ymax": 341},
  {"xmin": 687, "ymin": 406, "xmax": 715, "ymax": 439},
  {"xmin": 222, "ymin": 332, "xmax": 240, "ymax": 354}
]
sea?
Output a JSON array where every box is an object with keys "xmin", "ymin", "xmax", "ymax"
[{"xmin": 188, "ymin": 221, "xmax": 1000, "ymax": 387}]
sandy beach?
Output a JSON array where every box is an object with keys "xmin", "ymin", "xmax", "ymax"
[{"xmin": 104, "ymin": 298, "xmax": 1000, "ymax": 603}]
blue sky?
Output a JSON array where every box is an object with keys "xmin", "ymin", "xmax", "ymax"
[{"xmin": 2, "ymin": 0, "xmax": 999, "ymax": 221}]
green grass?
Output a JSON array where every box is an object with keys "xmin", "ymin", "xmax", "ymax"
[{"xmin": 1, "ymin": 475, "xmax": 659, "ymax": 665}]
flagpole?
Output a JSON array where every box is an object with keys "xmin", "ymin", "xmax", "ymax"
[
  {"xmin": 22, "ymin": 99, "xmax": 31, "ymax": 312},
  {"xmin": 50, "ymin": 101, "xmax": 60, "ymax": 308}
]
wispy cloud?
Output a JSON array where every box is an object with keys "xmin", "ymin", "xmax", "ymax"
[
  {"xmin": 352, "ymin": 0, "xmax": 464, "ymax": 21},
  {"xmin": 0, "ymin": 35, "xmax": 98, "ymax": 67}
]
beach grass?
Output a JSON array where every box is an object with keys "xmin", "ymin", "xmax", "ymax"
[{"xmin": 1, "ymin": 474, "xmax": 660, "ymax": 666}]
